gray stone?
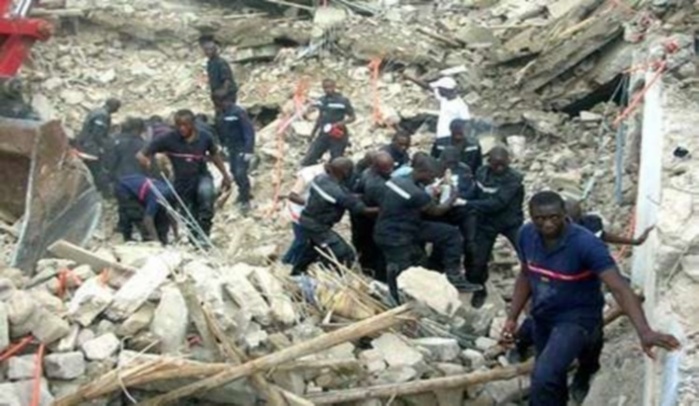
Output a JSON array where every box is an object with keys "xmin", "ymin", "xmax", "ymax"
[
  {"xmin": 0, "ymin": 268, "xmax": 26, "ymax": 289},
  {"xmin": 462, "ymin": 349, "xmax": 486, "ymax": 369},
  {"xmin": 484, "ymin": 375, "xmax": 529, "ymax": 404},
  {"xmin": 14, "ymin": 378, "xmax": 54, "ymax": 406},
  {"xmin": 579, "ymin": 111, "xmax": 603, "ymax": 122},
  {"xmin": 116, "ymin": 302, "xmax": 155, "ymax": 337},
  {"xmin": 681, "ymin": 255, "xmax": 699, "ymax": 282},
  {"xmin": 81, "ymin": 333, "xmax": 120, "ymax": 360},
  {"xmin": 475, "ymin": 337, "xmax": 498, "ymax": 352},
  {"xmin": 55, "ymin": 324, "xmax": 80, "ymax": 352},
  {"xmin": 32, "ymin": 289, "xmax": 65, "ymax": 315},
  {"xmin": 44, "ymin": 351, "xmax": 86, "ymax": 379},
  {"xmin": 372, "ymin": 333, "xmax": 424, "ymax": 368},
  {"xmin": 30, "ymin": 308, "xmax": 71, "ymax": 344},
  {"xmin": 67, "ymin": 277, "xmax": 114, "ymax": 326},
  {"xmin": 7, "ymin": 354, "xmax": 36, "ymax": 380},
  {"xmin": 0, "ymin": 302, "xmax": 8, "ymax": 352},
  {"xmin": 77, "ymin": 328, "xmax": 95, "ymax": 347},
  {"xmin": 413, "ymin": 337, "xmax": 461, "ymax": 362},
  {"xmin": 6, "ymin": 290, "xmax": 37, "ymax": 326},
  {"xmin": 435, "ymin": 362, "xmax": 466, "ymax": 376},
  {"xmin": 0, "ymin": 277, "xmax": 16, "ymax": 301},
  {"xmin": 0, "ymin": 382, "xmax": 21, "ymax": 406},
  {"xmin": 359, "ymin": 349, "xmax": 387, "ymax": 373},
  {"xmin": 150, "ymin": 285, "xmax": 188, "ymax": 354},
  {"xmin": 397, "ymin": 268, "xmax": 461, "ymax": 317},
  {"xmin": 96, "ymin": 320, "xmax": 116, "ymax": 336},
  {"xmin": 373, "ymin": 366, "xmax": 418, "ymax": 384}
]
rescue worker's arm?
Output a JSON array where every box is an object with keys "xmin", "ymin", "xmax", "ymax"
[
  {"xmin": 602, "ymin": 226, "xmax": 654, "ymax": 246},
  {"xmin": 288, "ymin": 172, "xmax": 310, "ymax": 205},
  {"xmin": 600, "ymin": 269, "xmax": 680, "ymax": 357},
  {"xmin": 211, "ymin": 151, "xmax": 232, "ymax": 192},
  {"xmin": 467, "ymin": 180, "xmax": 523, "ymax": 214},
  {"xmin": 288, "ymin": 192, "xmax": 306, "ymax": 206},
  {"xmin": 422, "ymin": 191, "xmax": 457, "ymax": 217},
  {"xmin": 501, "ymin": 268, "xmax": 532, "ymax": 345},
  {"xmin": 310, "ymin": 110, "xmax": 322, "ymax": 140},
  {"xmin": 339, "ymin": 193, "xmax": 378, "ymax": 217},
  {"xmin": 341, "ymin": 98, "xmax": 356, "ymax": 125}
]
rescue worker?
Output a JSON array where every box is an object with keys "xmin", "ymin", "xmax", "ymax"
[
  {"xmin": 115, "ymin": 174, "xmax": 177, "ymax": 245},
  {"xmin": 566, "ymin": 198, "xmax": 653, "ymax": 245},
  {"xmin": 501, "ymin": 191, "xmax": 680, "ymax": 406},
  {"xmin": 401, "ymin": 74, "xmax": 471, "ymax": 157},
  {"xmin": 433, "ymin": 119, "xmax": 482, "ymax": 173},
  {"xmin": 380, "ymin": 132, "xmax": 411, "ymax": 170},
  {"xmin": 301, "ymin": 79, "xmax": 356, "ymax": 166},
  {"xmin": 282, "ymin": 163, "xmax": 328, "ymax": 266},
  {"xmin": 466, "ymin": 146, "xmax": 524, "ymax": 308},
  {"xmin": 292, "ymin": 157, "xmax": 378, "ymax": 275},
  {"xmin": 200, "ymin": 36, "xmax": 238, "ymax": 108},
  {"xmin": 75, "ymin": 98, "xmax": 121, "ymax": 196},
  {"xmin": 374, "ymin": 156, "xmax": 481, "ymax": 300},
  {"xmin": 218, "ymin": 97, "xmax": 255, "ymax": 213},
  {"xmin": 352, "ymin": 151, "xmax": 394, "ymax": 281},
  {"xmin": 137, "ymin": 109, "xmax": 232, "ymax": 247}
]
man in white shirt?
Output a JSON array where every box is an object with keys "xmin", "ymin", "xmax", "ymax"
[
  {"xmin": 402, "ymin": 74, "xmax": 471, "ymax": 157},
  {"xmin": 281, "ymin": 163, "xmax": 328, "ymax": 265}
]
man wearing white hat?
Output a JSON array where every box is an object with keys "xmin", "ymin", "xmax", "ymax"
[{"xmin": 402, "ymin": 74, "xmax": 471, "ymax": 156}]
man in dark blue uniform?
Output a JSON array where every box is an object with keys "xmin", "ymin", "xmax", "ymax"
[
  {"xmin": 218, "ymin": 97, "xmax": 255, "ymax": 213},
  {"xmin": 292, "ymin": 157, "xmax": 378, "ymax": 275},
  {"xmin": 301, "ymin": 79, "xmax": 356, "ymax": 166},
  {"xmin": 380, "ymin": 132, "xmax": 411, "ymax": 170},
  {"xmin": 566, "ymin": 198, "xmax": 653, "ymax": 245},
  {"xmin": 466, "ymin": 146, "xmax": 524, "ymax": 307},
  {"xmin": 374, "ymin": 156, "xmax": 481, "ymax": 300},
  {"xmin": 200, "ymin": 36, "xmax": 238, "ymax": 108},
  {"xmin": 502, "ymin": 191, "xmax": 679, "ymax": 406},
  {"xmin": 137, "ymin": 109, "xmax": 232, "ymax": 246},
  {"xmin": 352, "ymin": 151, "xmax": 394, "ymax": 281},
  {"xmin": 432, "ymin": 119, "xmax": 482, "ymax": 173}
]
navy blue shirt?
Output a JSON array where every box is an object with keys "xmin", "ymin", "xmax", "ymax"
[
  {"xmin": 355, "ymin": 168, "xmax": 388, "ymax": 207},
  {"xmin": 314, "ymin": 93, "xmax": 355, "ymax": 127},
  {"xmin": 374, "ymin": 177, "xmax": 432, "ymax": 247},
  {"xmin": 143, "ymin": 129, "xmax": 218, "ymax": 183},
  {"xmin": 380, "ymin": 144, "xmax": 410, "ymax": 170},
  {"xmin": 118, "ymin": 175, "xmax": 174, "ymax": 217},
  {"xmin": 517, "ymin": 223, "xmax": 616, "ymax": 329},
  {"xmin": 434, "ymin": 136, "xmax": 482, "ymax": 173},
  {"xmin": 299, "ymin": 174, "xmax": 366, "ymax": 235},
  {"xmin": 207, "ymin": 56, "xmax": 238, "ymax": 99},
  {"xmin": 106, "ymin": 133, "xmax": 146, "ymax": 180},
  {"xmin": 219, "ymin": 104, "xmax": 255, "ymax": 153}
]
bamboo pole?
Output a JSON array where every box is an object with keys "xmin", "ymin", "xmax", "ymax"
[{"xmin": 140, "ymin": 304, "xmax": 413, "ymax": 405}]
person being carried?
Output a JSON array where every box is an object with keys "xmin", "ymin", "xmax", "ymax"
[
  {"xmin": 380, "ymin": 131, "xmax": 411, "ymax": 170},
  {"xmin": 301, "ymin": 79, "xmax": 356, "ymax": 166},
  {"xmin": 292, "ymin": 157, "xmax": 377, "ymax": 275},
  {"xmin": 433, "ymin": 119, "xmax": 482, "ymax": 173},
  {"xmin": 501, "ymin": 191, "xmax": 679, "ymax": 406},
  {"xmin": 401, "ymin": 74, "xmax": 471, "ymax": 158},
  {"xmin": 218, "ymin": 96, "xmax": 255, "ymax": 213},
  {"xmin": 137, "ymin": 109, "xmax": 232, "ymax": 247},
  {"xmin": 374, "ymin": 155, "xmax": 481, "ymax": 301},
  {"xmin": 466, "ymin": 146, "xmax": 524, "ymax": 308}
]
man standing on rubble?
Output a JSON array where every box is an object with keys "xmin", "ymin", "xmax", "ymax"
[
  {"xmin": 466, "ymin": 146, "xmax": 524, "ymax": 308},
  {"xmin": 401, "ymin": 74, "xmax": 471, "ymax": 157},
  {"xmin": 433, "ymin": 119, "xmax": 482, "ymax": 172},
  {"xmin": 374, "ymin": 156, "xmax": 481, "ymax": 301},
  {"xmin": 301, "ymin": 79, "xmax": 356, "ymax": 166},
  {"xmin": 218, "ymin": 96, "xmax": 255, "ymax": 213},
  {"xmin": 501, "ymin": 191, "xmax": 680, "ymax": 406},
  {"xmin": 200, "ymin": 35, "xmax": 238, "ymax": 117},
  {"xmin": 137, "ymin": 109, "xmax": 232, "ymax": 248},
  {"xmin": 380, "ymin": 132, "xmax": 411, "ymax": 170},
  {"xmin": 291, "ymin": 157, "xmax": 377, "ymax": 275},
  {"xmin": 74, "ymin": 98, "xmax": 121, "ymax": 196}
]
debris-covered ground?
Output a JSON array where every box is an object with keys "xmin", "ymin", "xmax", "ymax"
[{"xmin": 0, "ymin": 0, "xmax": 697, "ymax": 404}]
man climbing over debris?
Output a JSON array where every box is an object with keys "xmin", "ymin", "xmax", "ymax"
[
  {"xmin": 501, "ymin": 191, "xmax": 680, "ymax": 406},
  {"xmin": 74, "ymin": 98, "xmax": 121, "ymax": 196},
  {"xmin": 200, "ymin": 36, "xmax": 238, "ymax": 111},
  {"xmin": 291, "ymin": 157, "xmax": 377, "ymax": 275},
  {"xmin": 137, "ymin": 109, "xmax": 232, "ymax": 248},
  {"xmin": 466, "ymin": 145, "xmax": 524, "ymax": 308},
  {"xmin": 380, "ymin": 131, "xmax": 411, "ymax": 170},
  {"xmin": 401, "ymin": 74, "xmax": 471, "ymax": 157},
  {"xmin": 433, "ymin": 119, "xmax": 482, "ymax": 173},
  {"xmin": 301, "ymin": 78, "xmax": 356, "ymax": 166},
  {"xmin": 352, "ymin": 151, "xmax": 394, "ymax": 281},
  {"xmin": 218, "ymin": 96, "xmax": 255, "ymax": 213},
  {"xmin": 374, "ymin": 155, "xmax": 481, "ymax": 301}
]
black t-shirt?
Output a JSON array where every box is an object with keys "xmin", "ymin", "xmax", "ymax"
[
  {"xmin": 143, "ymin": 130, "xmax": 218, "ymax": 182},
  {"xmin": 577, "ymin": 214, "xmax": 605, "ymax": 239},
  {"xmin": 315, "ymin": 93, "xmax": 355, "ymax": 127},
  {"xmin": 380, "ymin": 144, "xmax": 410, "ymax": 169},
  {"xmin": 107, "ymin": 133, "xmax": 146, "ymax": 179},
  {"xmin": 355, "ymin": 168, "xmax": 388, "ymax": 207},
  {"xmin": 207, "ymin": 56, "xmax": 238, "ymax": 98},
  {"xmin": 374, "ymin": 176, "xmax": 432, "ymax": 247},
  {"xmin": 299, "ymin": 173, "xmax": 366, "ymax": 235}
]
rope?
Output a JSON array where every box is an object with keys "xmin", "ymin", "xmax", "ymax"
[
  {"xmin": 0, "ymin": 336, "xmax": 33, "ymax": 362},
  {"xmin": 30, "ymin": 344, "xmax": 46, "ymax": 406},
  {"xmin": 368, "ymin": 57, "xmax": 383, "ymax": 127},
  {"xmin": 614, "ymin": 210, "xmax": 637, "ymax": 263}
]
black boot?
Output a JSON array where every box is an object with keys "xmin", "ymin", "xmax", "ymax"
[
  {"xmin": 470, "ymin": 285, "xmax": 488, "ymax": 308},
  {"xmin": 570, "ymin": 372, "xmax": 593, "ymax": 405},
  {"xmin": 446, "ymin": 273, "xmax": 483, "ymax": 293}
]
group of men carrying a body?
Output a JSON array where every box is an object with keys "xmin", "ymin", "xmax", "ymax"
[
  {"xmin": 73, "ymin": 37, "xmax": 255, "ymax": 248},
  {"xmin": 281, "ymin": 75, "xmax": 680, "ymax": 405}
]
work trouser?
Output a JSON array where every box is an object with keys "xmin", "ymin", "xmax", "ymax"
[
  {"xmin": 428, "ymin": 206, "xmax": 478, "ymax": 272},
  {"xmin": 467, "ymin": 222, "xmax": 521, "ymax": 285},
  {"xmin": 115, "ymin": 186, "xmax": 146, "ymax": 242},
  {"xmin": 282, "ymin": 222, "xmax": 307, "ymax": 266},
  {"xmin": 176, "ymin": 174, "xmax": 215, "ymax": 242},
  {"xmin": 291, "ymin": 229, "xmax": 356, "ymax": 275},
  {"xmin": 350, "ymin": 213, "xmax": 386, "ymax": 282},
  {"xmin": 530, "ymin": 319, "xmax": 603, "ymax": 406},
  {"xmin": 301, "ymin": 133, "xmax": 348, "ymax": 167},
  {"xmin": 228, "ymin": 150, "xmax": 251, "ymax": 203},
  {"xmin": 86, "ymin": 159, "xmax": 112, "ymax": 197}
]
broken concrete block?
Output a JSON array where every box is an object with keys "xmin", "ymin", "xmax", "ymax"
[
  {"xmin": 242, "ymin": 322, "xmax": 269, "ymax": 350},
  {"xmin": 462, "ymin": 349, "xmax": 486, "ymax": 369},
  {"xmin": 44, "ymin": 351, "xmax": 86, "ymax": 379},
  {"xmin": 32, "ymin": 289, "xmax": 66, "ymax": 315},
  {"xmin": 30, "ymin": 308, "xmax": 71, "ymax": 344},
  {"xmin": 7, "ymin": 354, "xmax": 36, "ymax": 380},
  {"xmin": 0, "ymin": 277, "xmax": 16, "ymax": 301},
  {"xmin": 325, "ymin": 342, "xmax": 355, "ymax": 360},
  {"xmin": 15, "ymin": 378, "xmax": 54, "ymax": 406},
  {"xmin": 412, "ymin": 337, "xmax": 461, "ymax": 362},
  {"xmin": 81, "ymin": 333, "xmax": 120, "ymax": 360},
  {"xmin": 579, "ymin": 111, "xmax": 603, "ymax": 122},
  {"xmin": 76, "ymin": 328, "xmax": 95, "ymax": 347},
  {"xmin": 150, "ymin": 285, "xmax": 188, "ymax": 354},
  {"xmin": 112, "ymin": 244, "xmax": 163, "ymax": 268},
  {"xmin": 0, "ymin": 302, "xmax": 8, "ymax": 352},
  {"xmin": 373, "ymin": 366, "xmax": 418, "ymax": 384},
  {"xmin": 436, "ymin": 388, "xmax": 465, "ymax": 406},
  {"xmin": 484, "ymin": 375, "xmax": 529, "ymax": 404},
  {"xmin": 107, "ymin": 252, "xmax": 182, "ymax": 320},
  {"xmin": 397, "ymin": 267, "xmax": 461, "ymax": 317},
  {"xmin": 291, "ymin": 121, "xmax": 314, "ymax": 138},
  {"xmin": 0, "ymin": 268, "xmax": 26, "ymax": 289},
  {"xmin": 55, "ymin": 324, "xmax": 80, "ymax": 352},
  {"xmin": 506, "ymin": 135, "xmax": 526, "ymax": 159},
  {"xmin": 359, "ymin": 349, "xmax": 387, "ymax": 373},
  {"xmin": 68, "ymin": 277, "xmax": 114, "ymax": 326},
  {"xmin": 0, "ymin": 382, "xmax": 21, "ymax": 406},
  {"xmin": 272, "ymin": 370, "xmax": 306, "ymax": 395},
  {"xmin": 6, "ymin": 290, "xmax": 37, "ymax": 326},
  {"xmin": 372, "ymin": 333, "xmax": 424, "ymax": 368},
  {"xmin": 435, "ymin": 362, "xmax": 466, "ymax": 376},
  {"xmin": 475, "ymin": 337, "xmax": 498, "ymax": 352},
  {"xmin": 116, "ymin": 302, "xmax": 155, "ymax": 337},
  {"xmin": 223, "ymin": 268, "xmax": 272, "ymax": 325},
  {"xmin": 250, "ymin": 266, "xmax": 296, "ymax": 325}
]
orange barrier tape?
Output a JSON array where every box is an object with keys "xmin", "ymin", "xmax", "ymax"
[
  {"xmin": 30, "ymin": 344, "xmax": 46, "ymax": 406},
  {"xmin": 614, "ymin": 211, "xmax": 636, "ymax": 263},
  {"xmin": 57, "ymin": 268, "xmax": 83, "ymax": 299},
  {"xmin": 0, "ymin": 336, "xmax": 33, "ymax": 363},
  {"xmin": 612, "ymin": 61, "xmax": 667, "ymax": 128},
  {"xmin": 369, "ymin": 58, "xmax": 383, "ymax": 127}
]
